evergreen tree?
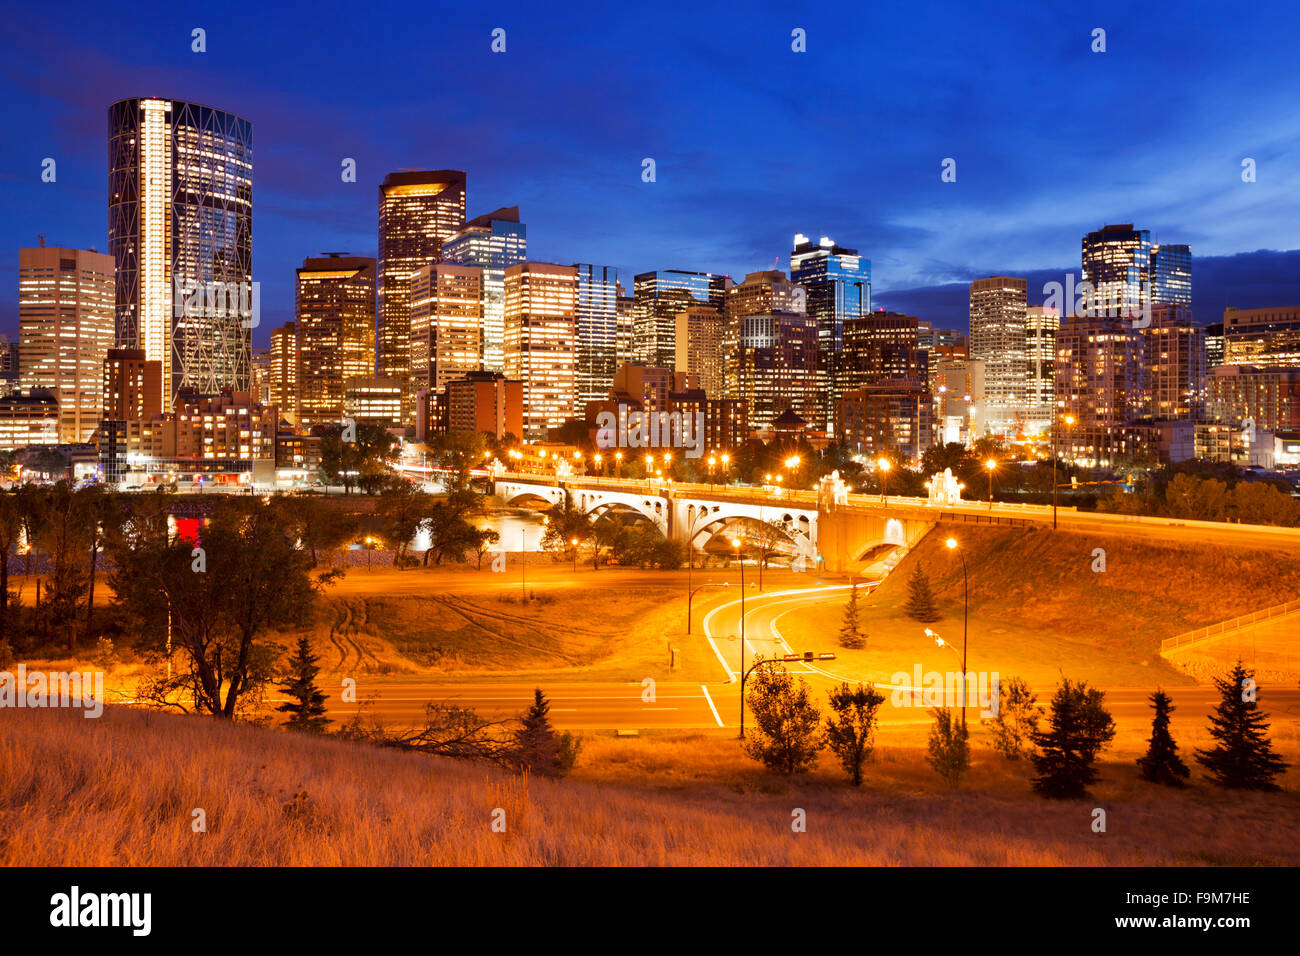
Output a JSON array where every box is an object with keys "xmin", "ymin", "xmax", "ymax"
[
  {"xmin": 838, "ymin": 581, "xmax": 866, "ymax": 649},
  {"xmin": 1030, "ymin": 678, "xmax": 1116, "ymax": 798},
  {"xmin": 515, "ymin": 689, "xmax": 580, "ymax": 777},
  {"xmin": 1136, "ymin": 688, "xmax": 1189, "ymax": 786},
  {"xmin": 926, "ymin": 707, "xmax": 970, "ymax": 788},
  {"xmin": 1195, "ymin": 663, "xmax": 1288, "ymax": 791},
  {"xmin": 903, "ymin": 566, "xmax": 941, "ymax": 623},
  {"xmin": 276, "ymin": 636, "xmax": 330, "ymax": 732},
  {"xmin": 825, "ymin": 682, "xmax": 885, "ymax": 785}
]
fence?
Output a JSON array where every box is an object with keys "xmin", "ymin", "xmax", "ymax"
[{"xmin": 1161, "ymin": 598, "xmax": 1300, "ymax": 654}]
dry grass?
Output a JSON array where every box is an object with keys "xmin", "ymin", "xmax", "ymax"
[{"xmin": 3, "ymin": 706, "xmax": 1298, "ymax": 866}]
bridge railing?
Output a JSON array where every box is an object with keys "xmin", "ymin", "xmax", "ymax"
[{"xmin": 1161, "ymin": 597, "xmax": 1300, "ymax": 654}]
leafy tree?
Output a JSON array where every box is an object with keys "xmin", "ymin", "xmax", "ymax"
[
  {"xmin": 903, "ymin": 565, "xmax": 941, "ymax": 622},
  {"xmin": 742, "ymin": 660, "xmax": 823, "ymax": 776},
  {"xmin": 112, "ymin": 499, "xmax": 319, "ymax": 719},
  {"xmin": 276, "ymin": 635, "xmax": 331, "ymax": 732},
  {"xmin": 1230, "ymin": 481, "xmax": 1300, "ymax": 527},
  {"xmin": 541, "ymin": 491, "xmax": 591, "ymax": 559},
  {"xmin": 0, "ymin": 494, "xmax": 22, "ymax": 634},
  {"xmin": 921, "ymin": 443, "xmax": 973, "ymax": 481},
  {"xmin": 377, "ymin": 480, "xmax": 432, "ymax": 568},
  {"xmin": 317, "ymin": 423, "xmax": 398, "ymax": 495},
  {"xmin": 37, "ymin": 481, "xmax": 90, "ymax": 650},
  {"xmin": 1195, "ymin": 662, "xmax": 1288, "ymax": 790},
  {"xmin": 1136, "ymin": 688, "xmax": 1189, "ymax": 786},
  {"xmin": 838, "ymin": 580, "xmax": 865, "ymax": 649},
  {"xmin": 927, "ymin": 707, "xmax": 970, "ymax": 788},
  {"xmin": 1165, "ymin": 473, "xmax": 1228, "ymax": 521},
  {"xmin": 273, "ymin": 495, "xmax": 359, "ymax": 568},
  {"xmin": 825, "ymin": 682, "xmax": 885, "ymax": 786},
  {"xmin": 469, "ymin": 527, "xmax": 501, "ymax": 569},
  {"xmin": 1030, "ymin": 678, "xmax": 1116, "ymax": 798},
  {"xmin": 986, "ymin": 675, "xmax": 1039, "ymax": 760},
  {"xmin": 514, "ymin": 689, "xmax": 580, "ymax": 777}
]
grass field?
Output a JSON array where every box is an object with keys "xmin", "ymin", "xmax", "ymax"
[
  {"xmin": 780, "ymin": 525, "xmax": 1300, "ymax": 688},
  {"xmin": 2, "ymin": 706, "xmax": 1297, "ymax": 866}
]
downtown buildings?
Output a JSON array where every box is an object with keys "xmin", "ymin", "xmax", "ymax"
[{"xmin": 294, "ymin": 255, "xmax": 376, "ymax": 429}]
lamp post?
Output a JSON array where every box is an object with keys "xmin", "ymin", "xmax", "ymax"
[
  {"xmin": 615, "ymin": 451, "xmax": 623, "ymax": 478},
  {"xmin": 707, "ymin": 455, "xmax": 716, "ymax": 489},
  {"xmin": 984, "ymin": 458, "xmax": 997, "ymax": 507},
  {"xmin": 732, "ymin": 537, "xmax": 746, "ymax": 729},
  {"xmin": 688, "ymin": 582, "xmax": 730, "ymax": 635},
  {"xmin": 570, "ymin": 537, "xmax": 579, "ymax": 572},
  {"xmin": 944, "ymin": 536, "xmax": 969, "ymax": 729},
  {"xmin": 720, "ymin": 453, "xmax": 730, "ymax": 486},
  {"xmin": 878, "ymin": 457, "xmax": 892, "ymax": 504},
  {"xmin": 1053, "ymin": 413, "xmax": 1075, "ymax": 529}
]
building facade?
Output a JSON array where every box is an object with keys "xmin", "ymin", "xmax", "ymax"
[
  {"xmin": 968, "ymin": 276, "xmax": 1028, "ymax": 434},
  {"xmin": 441, "ymin": 207, "xmax": 527, "ymax": 373},
  {"xmin": 572, "ymin": 264, "xmax": 620, "ymax": 414},
  {"xmin": 674, "ymin": 304, "xmax": 726, "ymax": 399},
  {"xmin": 503, "ymin": 263, "xmax": 578, "ymax": 439},
  {"xmin": 295, "ymin": 255, "xmax": 376, "ymax": 429}
]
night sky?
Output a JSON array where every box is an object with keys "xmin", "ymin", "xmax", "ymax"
[{"xmin": 3, "ymin": 0, "xmax": 1299, "ymax": 343}]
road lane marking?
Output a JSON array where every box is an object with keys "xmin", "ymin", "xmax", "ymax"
[{"xmin": 701, "ymin": 684, "xmax": 723, "ymax": 727}]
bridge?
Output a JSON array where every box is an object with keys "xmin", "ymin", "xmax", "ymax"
[{"xmin": 491, "ymin": 471, "xmax": 1300, "ymax": 571}]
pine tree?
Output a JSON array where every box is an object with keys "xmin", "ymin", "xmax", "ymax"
[
  {"xmin": 1030, "ymin": 678, "xmax": 1116, "ymax": 798},
  {"xmin": 1136, "ymin": 688, "xmax": 1189, "ymax": 786},
  {"xmin": 276, "ymin": 636, "xmax": 330, "ymax": 733},
  {"xmin": 514, "ymin": 689, "xmax": 580, "ymax": 777},
  {"xmin": 838, "ymin": 581, "xmax": 866, "ymax": 649},
  {"xmin": 1195, "ymin": 662, "xmax": 1288, "ymax": 790},
  {"xmin": 904, "ymin": 566, "xmax": 941, "ymax": 623}
]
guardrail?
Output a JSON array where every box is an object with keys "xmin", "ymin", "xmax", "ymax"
[{"xmin": 1161, "ymin": 597, "xmax": 1300, "ymax": 654}]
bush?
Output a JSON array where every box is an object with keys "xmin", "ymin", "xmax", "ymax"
[
  {"xmin": 1030, "ymin": 678, "xmax": 1116, "ymax": 798},
  {"xmin": 986, "ymin": 676, "xmax": 1038, "ymax": 760},
  {"xmin": 742, "ymin": 662, "xmax": 823, "ymax": 776},
  {"xmin": 926, "ymin": 708, "xmax": 970, "ymax": 788}
]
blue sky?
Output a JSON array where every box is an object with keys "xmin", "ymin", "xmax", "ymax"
[{"xmin": 3, "ymin": 0, "xmax": 1299, "ymax": 341}]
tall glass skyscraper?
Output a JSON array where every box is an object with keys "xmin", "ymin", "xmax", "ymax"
[
  {"xmin": 377, "ymin": 170, "xmax": 466, "ymax": 421},
  {"xmin": 572, "ymin": 264, "xmax": 619, "ymax": 413},
  {"xmin": 1081, "ymin": 224, "xmax": 1153, "ymax": 316},
  {"xmin": 1150, "ymin": 243, "xmax": 1192, "ymax": 308},
  {"xmin": 108, "ymin": 97, "xmax": 253, "ymax": 407},
  {"xmin": 969, "ymin": 276, "xmax": 1028, "ymax": 433},
  {"xmin": 294, "ymin": 255, "xmax": 376, "ymax": 428},
  {"xmin": 441, "ymin": 206, "xmax": 527, "ymax": 373},
  {"xmin": 632, "ymin": 270, "xmax": 728, "ymax": 367},
  {"xmin": 789, "ymin": 234, "xmax": 870, "ymax": 429}
]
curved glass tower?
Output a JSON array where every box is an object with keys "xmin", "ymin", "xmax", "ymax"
[{"xmin": 108, "ymin": 97, "xmax": 253, "ymax": 407}]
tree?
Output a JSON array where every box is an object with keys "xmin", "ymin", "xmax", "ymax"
[
  {"xmin": 904, "ymin": 566, "xmax": 941, "ymax": 623},
  {"xmin": 1030, "ymin": 678, "xmax": 1116, "ymax": 798},
  {"xmin": 514, "ymin": 689, "xmax": 580, "ymax": 777},
  {"xmin": 377, "ymin": 480, "xmax": 431, "ymax": 568},
  {"xmin": 926, "ymin": 707, "xmax": 970, "ymax": 788},
  {"xmin": 741, "ymin": 661, "xmax": 823, "ymax": 775},
  {"xmin": 37, "ymin": 481, "xmax": 90, "ymax": 650},
  {"xmin": 469, "ymin": 527, "xmax": 500, "ymax": 569},
  {"xmin": 838, "ymin": 580, "xmax": 865, "ymax": 649},
  {"xmin": 1195, "ymin": 662, "xmax": 1288, "ymax": 790},
  {"xmin": 112, "ymin": 499, "xmax": 319, "ymax": 719},
  {"xmin": 317, "ymin": 423, "xmax": 398, "ymax": 495},
  {"xmin": 1136, "ymin": 688, "xmax": 1189, "ymax": 786},
  {"xmin": 0, "ymin": 494, "xmax": 22, "ymax": 635},
  {"xmin": 1165, "ymin": 473, "xmax": 1228, "ymax": 522},
  {"xmin": 274, "ymin": 495, "xmax": 358, "ymax": 568},
  {"xmin": 276, "ymin": 635, "xmax": 331, "ymax": 732},
  {"xmin": 986, "ymin": 675, "xmax": 1039, "ymax": 760},
  {"xmin": 825, "ymin": 682, "xmax": 885, "ymax": 786}
]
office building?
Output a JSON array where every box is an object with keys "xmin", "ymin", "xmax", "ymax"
[
  {"xmin": 445, "ymin": 371, "xmax": 524, "ymax": 440},
  {"xmin": 343, "ymin": 376, "xmax": 404, "ymax": 428},
  {"xmin": 674, "ymin": 304, "xmax": 726, "ymax": 399},
  {"xmin": 841, "ymin": 310, "xmax": 923, "ymax": 391},
  {"xmin": 269, "ymin": 322, "xmax": 298, "ymax": 425},
  {"xmin": 0, "ymin": 391, "xmax": 60, "ymax": 451},
  {"xmin": 1053, "ymin": 314, "xmax": 1142, "ymax": 465},
  {"xmin": 1223, "ymin": 305, "xmax": 1300, "ymax": 368},
  {"xmin": 969, "ymin": 276, "xmax": 1028, "ymax": 433},
  {"xmin": 410, "ymin": 263, "xmax": 483, "ymax": 404},
  {"xmin": 441, "ymin": 206, "xmax": 527, "ymax": 372},
  {"xmin": 1208, "ymin": 365, "xmax": 1300, "ymax": 432},
  {"xmin": 503, "ymin": 263, "xmax": 578, "ymax": 439},
  {"xmin": 295, "ymin": 255, "xmax": 376, "ymax": 428},
  {"xmin": 790, "ymin": 234, "xmax": 870, "ymax": 428},
  {"xmin": 725, "ymin": 311, "xmax": 819, "ymax": 433},
  {"xmin": 1025, "ymin": 305, "xmax": 1059, "ymax": 430},
  {"xmin": 836, "ymin": 385, "xmax": 933, "ymax": 464},
  {"xmin": 1150, "ymin": 243, "xmax": 1192, "ymax": 307},
  {"xmin": 18, "ymin": 245, "xmax": 115, "ymax": 441},
  {"xmin": 1140, "ymin": 306, "xmax": 1206, "ymax": 422},
  {"xmin": 109, "ymin": 97, "xmax": 253, "ymax": 405},
  {"xmin": 573, "ymin": 264, "xmax": 620, "ymax": 413},
  {"xmin": 632, "ymin": 270, "xmax": 728, "ymax": 367}
]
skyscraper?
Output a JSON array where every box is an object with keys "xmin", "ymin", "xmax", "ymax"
[
  {"xmin": 840, "ymin": 311, "xmax": 923, "ymax": 391},
  {"xmin": 503, "ymin": 263, "xmax": 578, "ymax": 439},
  {"xmin": 789, "ymin": 234, "xmax": 870, "ymax": 429},
  {"xmin": 19, "ymin": 245, "xmax": 116, "ymax": 442},
  {"xmin": 1054, "ymin": 314, "xmax": 1142, "ymax": 465},
  {"xmin": 674, "ymin": 304, "xmax": 726, "ymax": 399},
  {"xmin": 1080, "ymin": 224, "xmax": 1153, "ymax": 316},
  {"xmin": 1025, "ymin": 305, "xmax": 1059, "ymax": 430},
  {"xmin": 1150, "ymin": 243, "xmax": 1191, "ymax": 308},
  {"xmin": 377, "ymin": 170, "xmax": 467, "ymax": 420},
  {"xmin": 294, "ymin": 255, "xmax": 376, "ymax": 428},
  {"xmin": 572, "ymin": 264, "xmax": 620, "ymax": 414},
  {"xmin": 632, "ymin": 270, "xmax": 727, "ymax": 367},
  {"xmin": 108, "ymin": 97, "xmax": 253, "ymax": 406},
  {"xmin": 269, "ymin": 322, "xmax": 298, "ymax": 425},
  {"xmin": 409, "ymin": 263, "xmax": 483, "ymax": 400},
  {"xmin": 969, "ymin": 276, "xmax": 1028, "ymax": 433},
  {"xmin": 441, "ymin": 206, "xmax": 527, "ymax": 372},
  {"xmin": 725, "ymin": 311, "xmax": 819, "ymax": 432}
]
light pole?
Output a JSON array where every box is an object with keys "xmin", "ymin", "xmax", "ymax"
[
  {"xmin": 720, "ymin": 453, "xmax": 730, "ymax": 486},
  {"xmin": 740, "ymin": 652, "xmax": 837, "ymax": 739},
  {"xmin": 615, "ymin": 451, "xmax": 623, "ymax": 478},
  {"xmin": 707, "ymin": 455, "xmax": 716, "ymax": 489},
  {"xmin": 1053, "ymin": 414, "xmax": 1075, "ymax": 529},
  {"xmin": 570, "ymin": 537, "xmax": 579, "ymax": 573},
  {"xmin": 878, "ymin": 457, "xmax": 892, "ymax": 504},
  {"xmin": 944, "ymin": 536, "xmax": 969, "ymax": 729},
  {"xmin": 688, "ymin": 582, "xmax": 730, "ymax": 635},
  {"xmin": 732, "ymin": 537, "xmax": 746, "ymax": 730},
  {"xmin": 984, "ymin": 458, "xmax": 997, "ymax": 507}
]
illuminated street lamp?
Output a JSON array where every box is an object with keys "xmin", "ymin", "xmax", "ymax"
[
  {"xmin": 707, "ymin": 455, "xmax": 717, "ymax": 488},
  {"xmin": 615, "ymin": 451, "xmax": 623, "ymax": 477},
  {"xmin": 570, "ymin": 537, "xmax": 579, "ymax": 572},
  {"xmin": 984, "ymin": 458, "xmax": 997, "ymax": 506},
  {"xmin": 731, "ymin": 536, "xmax": 747, "ymax": 731},
  {"xmin": 720, "ymin": 453, "xmax": 730, "ymax": 486},
  {"xmin": 944, "ymin": 537, "xmax": 970, "ymax": 729},
  {"xmin": 877, "ymin": 457, "xmax": 892, "ymax": 504},
  {"xmin": 1053, "ymin": 413, "xmax": 1076, "ymax": 529},
  {"xmin": 594, "ymin": 452, "xmax": 602, "ymax": 476}
]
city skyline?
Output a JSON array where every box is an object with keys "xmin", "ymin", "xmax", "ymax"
[{"xmin": 4, "ymin": 1, "xmax": 1300, "ymax": 341}]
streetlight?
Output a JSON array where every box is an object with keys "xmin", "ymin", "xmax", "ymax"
[
  {"xmin": 593, "ymin": 452, "xmax": 602, "ymax": 476},
  {"xmin": 615, "ymin": 451, "xmax": 623, "ymax": 477},
  {"xmin": 707, "ymin": 455, "xmax": 717, "ymax": 488},
  {"xmin": 570, "ymin": 537, "xmax": 579, "ymax": 572},
  {"xmin": 944, "ymin": 537, "xmax": 969, "ymax": 729},
  {"xmin": 1053, "ymin": 413, "xmax": 1075, "ymax": 529},
  {"xmin": 984, "ymin": 458, "xmax": 997, "ymax": 507},
  {"xmin": 720, "ymin": 453, "xmax": 730, "ymax": 485},
  {"xmin": 877, "ymin": 457, "xmax": 892, "ymax": 504},
  {"xmin": 731, "ymin": 537, "xmax": 746, "ymax": 734}
]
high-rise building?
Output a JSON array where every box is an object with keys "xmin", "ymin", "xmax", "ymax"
[
  {"xmin": 441, "ymin": 207, "xmax": 527, "ymax": 372},
  {"xmin": 19, "ymin": 246, "xmax": 116, "ymax": 442},
  {"xmin": 931, "ymin": 357, "xmax": 986, "ymax": 442},
  {"xmin": 1081, "ymin": 224, "xmax": 1153, "ymax": 317},
  {"xmin": 611, "ymin": 364, "xmax": 696, "ymax": 413},
  {"xmin": 790, "ymin": 234, "xmax": 870, "ymax": 429},
  {"xmin": 969, "ymin": 276, "xmax": 1028, "ymax": 433},
  {"xmin": 572, "ymin": 264, "xmax": 620, "ymax": 414},
  {"xmin": 377, "ymin": 170, "xmax": 467, "ymax": 420},
  {"xmin": 1054, "ymin": 314, "xmax": 1142, "ymax": 465},
  {"xmin": 841, "ymin": 311, "xmax": 923, "ymax": 391},
  {"xmin": 0, "ymin": 334, "xmax": 19, "ymax": 391},
  {"xmin": 1223, "ymin": 305, "xmax": 1300, "ymax": 368},
  {"xmin": 725, "ymin": 312, "xmax": 819, "ymax": 432},
  {"xmin": 0, "ymin": 391, "xmax": 60, "ymax": 451},
  {"xmin": 616, "ymin": 293, "xmax": 636, "ymax": 368},
  {"xmin": 1140, "ymin": 306, "xmax": 1206, "ymax": 422},
  {"xmin": 1205, "ymin": 322, "xmax": 1225, "ymax": 367},
  {"xmin": 632, "ymin": 270, "xmax": 727, "ymax": 367},
  {"xmin": 409, "ymin": 263, "xmax": 483, "ymax": 407},
  {"xmin": 294, "ymin": 255, "xmax": 376, "ymax": 429},
  {"xmin": 344, "ymin": 376, "xmax": 404, "ymax": 428},
  {"xmin": 269, "ymin": 322, "xmax": 298, "ymax": 425},
  {"xmin": 503, "ymin": 263, "xmax": 578, "ymax": 439},
  {"xmin": 674, "ymin": 304, "xmax": 726, "ymax": 399},
  {"xmin": 1150, "ymin": 243, "xmax": 1191, "ymax": 307},
  {"xmin": 109, "ymin": 98, "xmax": 253, "ymax": 406},
  {"xmin": 444, "ymin": 371, "xmax": 524, "ymax": 440},
  {"xmin": 1025, "ymin": 305, "xmax": 1059, "ymax": 430},
  {"xmin": 250, "ymin": 348, "xmax": 271, "ymax": 405},
  {"xmin": 102, "ymin": 348, "xmax": 162, "ymax": 421},
  {"xmin": 836, "ymin": 385, "xmax": 933, "ymax": 465},
  {"xmin": 1208, "ymin": 365, "xmax": 1300, "ymax": 432}
]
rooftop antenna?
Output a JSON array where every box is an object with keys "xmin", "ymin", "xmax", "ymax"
[{"xmin": 37, "ymin": 233, "xmax": 46, "ymax": 248}]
